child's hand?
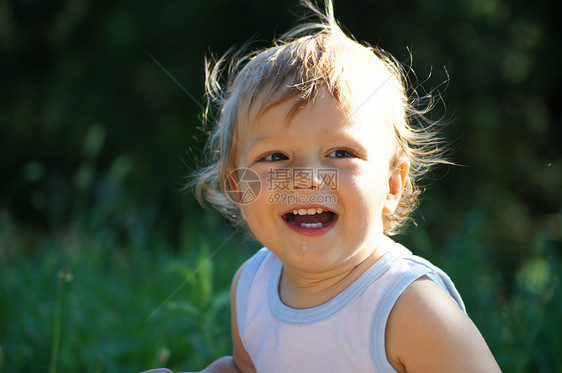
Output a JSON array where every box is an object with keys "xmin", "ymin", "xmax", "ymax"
[
  {"xmin": 141, "ymin": 369, "xmax": 196, "ymax": 373},
  {"xmin": 141, "ymin": 369, "xmax": 194, "ymax": 373},
  {"xmin": 140, "ymin": 356, "xmax": 240, "ymax": 373}
]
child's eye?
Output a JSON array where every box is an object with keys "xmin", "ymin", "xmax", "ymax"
[
  {"xmin": 328, "ymin": 149, "xmax": 355, "ymax": 158},
  {"xmin": 261, "ymin": 152, "xmax": 288, "ymax": 162}
]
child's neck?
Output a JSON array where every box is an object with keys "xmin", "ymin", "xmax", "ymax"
[{"xmin": 278, "ymin": 236, "xmax": 392, "ymax": 309}]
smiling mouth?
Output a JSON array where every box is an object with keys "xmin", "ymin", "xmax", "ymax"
[{"xmin": 282, "ymin": 208, "xmax": 337, "ymax": 229}]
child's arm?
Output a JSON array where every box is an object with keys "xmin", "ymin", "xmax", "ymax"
[
  {"xmin": 385, "ymin": 277, "xmax": 501, "ymax": 373},
  {"xmin": 229, "ymin": 263, "xmax": 256, "ymax": 373}
]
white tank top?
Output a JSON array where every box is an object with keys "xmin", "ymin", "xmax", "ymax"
[{"xmin": 236, "ymin": 243, "xmax": 466, "ymax": 372}]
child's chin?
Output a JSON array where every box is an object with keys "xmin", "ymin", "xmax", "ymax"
[{"xmin": 284, "ymin": 244, "xmax": 346, "ymax": 270}]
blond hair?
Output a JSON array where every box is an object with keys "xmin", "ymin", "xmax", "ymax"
[{"xmin": 192, "ymin": 0, "xmax": 448, "ymax": 235}]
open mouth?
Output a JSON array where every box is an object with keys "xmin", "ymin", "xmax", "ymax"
[{"xmin": 282, "ymin": 207, "xmax": 337, "ymax": 229}]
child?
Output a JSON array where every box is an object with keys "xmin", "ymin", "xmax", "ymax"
[{"xmin": 145, "ymin": 1, "xmax": 500, "ymax": 372}]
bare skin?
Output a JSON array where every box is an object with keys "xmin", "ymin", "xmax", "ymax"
[{"xmin": 385, "ymin": 277, "xmax": 501, "ymax": 373}]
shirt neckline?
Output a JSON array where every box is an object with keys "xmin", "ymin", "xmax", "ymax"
[{"xmin": 268, "ymin": 250, "xmax": 401, "ymax": 325}]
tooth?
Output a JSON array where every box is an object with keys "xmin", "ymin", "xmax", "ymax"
[
  {"xmin": 317, "ymin": 208, "xmax": 323, "ymax": 214},
  {"xmin": 298, "ymin": 209, "xmax": 307, "ymax": 215},
  {"xmin": 293, "ymin": 210, "xmax": 298, "ymax": 215},
  {"xmin": 300, "ymin": 223, "xmax": 324, "ymax": 229},
  {"xmin": 307, "ymin": 208, "xmax": 316, "ymax": 215}
]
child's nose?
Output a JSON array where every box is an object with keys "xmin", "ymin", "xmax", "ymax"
[{"xmin": 290, "ymin": 167, "xmax": 323, "ymax": 190}]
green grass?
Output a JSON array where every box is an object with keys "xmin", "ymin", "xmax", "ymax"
[
  {"xmin": 1, "ymin": 207, "xmax": 560, "ymax": 372},
  {"xmin": 0, "ymin": 207, "xmax": 257, "ymax": 373}
]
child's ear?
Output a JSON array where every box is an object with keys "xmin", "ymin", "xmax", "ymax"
[{"xmin": 383, "ymin": 157, "xmax": 410, "ymax": 215}]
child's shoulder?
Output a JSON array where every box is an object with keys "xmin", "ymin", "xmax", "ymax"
[
  {"xmin": 385, "ymin": 275, "xmax": 498, "ymax": 372},
  {"xmin": 383, "ymin": 242, "xmax": 500, "ymax": 372}
]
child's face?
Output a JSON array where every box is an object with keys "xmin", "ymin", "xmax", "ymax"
[{"xmin": 232, "ymin": 88, "xmax": 407, "ymax": 273}]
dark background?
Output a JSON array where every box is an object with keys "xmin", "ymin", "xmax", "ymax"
[{"xmin": 1, "ymin": 0, "xmax": 561, "ymax": 372}]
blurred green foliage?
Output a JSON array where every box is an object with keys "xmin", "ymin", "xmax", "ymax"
[{"xmin": 0, "ymin": 0, "xmax": 560, "ymax": 372}]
